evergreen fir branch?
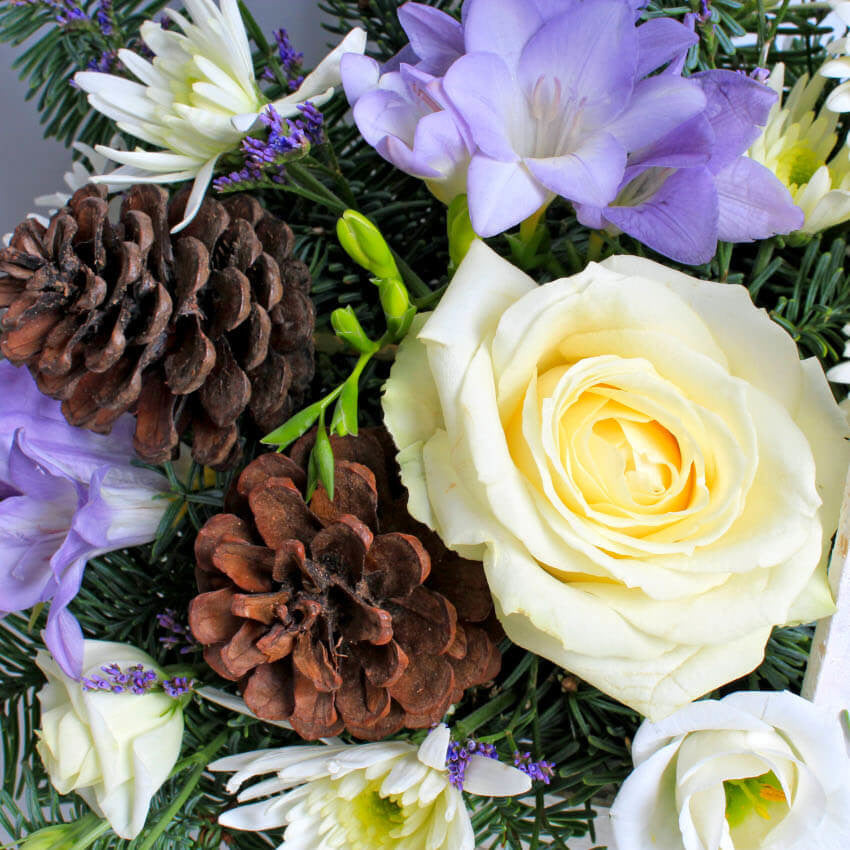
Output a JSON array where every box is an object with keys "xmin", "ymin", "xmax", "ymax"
[{"xmin": 0, "ymin": 0, "xmax": 169, "ymax": 146}]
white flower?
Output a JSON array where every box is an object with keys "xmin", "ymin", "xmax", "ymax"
[
  {"xmin": 35, "ymin": 641, "xmax": 184, "ymax": 839},
  {"xmin": 73, "ymin": 0, "xmax": 366, "ymax": 232},
  {"xmin": 748, "ymin": 63, "xmax": 850, "ymax": 234},
  {"xmin": 209, "ymin": 724, "xmax": 531, "ymax": 850},
  {"xmin": 383, "ymin": 241, "xmax": 849, "ymax": 721},
  {"xmin": 610, "ymin": 691, "xmax": 850, "ymax": 850}
]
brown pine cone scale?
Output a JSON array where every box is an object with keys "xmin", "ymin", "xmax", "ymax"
[
  {"xmin": 189, "ymin": 429, "xmax": 501, "ymax": 740},
  {"xmin": 0, "ymin": 184, "xmax": 315, "ymax": 467}
]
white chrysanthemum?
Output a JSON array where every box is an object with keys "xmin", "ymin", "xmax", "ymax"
[
  {"xmin": 73, "ymin": 0, "xmax": 365, "ymax": 232},
  {"xmin": 748, "ymin": 63, "xmax": 850, "ymax": 234},
  {"xmin": 209, "ymin": 725, "xmax": 531, "ymax": 850}
]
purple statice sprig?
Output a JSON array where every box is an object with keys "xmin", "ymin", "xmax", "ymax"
[
  {"xmin": 13, "ymin": 0, "xmax": 109, "ymax": 31},
  {"xmin": 213, "ymin": 103, "xmax": 324, "ymax": 192},
  {"xmin": 273, "ymin": 28, "xmax": 304, "ymax": 90},
  {"xmin": 157, "ymin": 608, "xmax": 197, "ymax": 655},
  {"xmin": 446, "ymin": 738, "xmax": 557, "ymax": 790},
  {"xmin": 86, "ymin": 49, "xmax": 119, "ymax": 73},
  {"xmin": 82, "ymin": 663, "xmax": 195, "ymax": 699},
  {"xmin": 446, "ymin": 739, "xmax": 499, "ymax": 789},
  {"xmin": 513, "ymin": 751, "xmax": 556, "ymax": 785}
]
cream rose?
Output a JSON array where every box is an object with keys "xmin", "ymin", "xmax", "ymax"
[
  {"xmin": 382, "ymin": 241, "xmax": 849, "ymax": 720},
  {"xmin": 36, "ymin": 641, "xmax": 184, "ymax": 839},
  {"xmin": 610, "ymin": 691, "xmax": 850, "ymax": 849}
]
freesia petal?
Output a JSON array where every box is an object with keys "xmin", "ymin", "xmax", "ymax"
[
  {"xmin": 398, "ymin": 2, "xmax": 464, "ymax": 75},
  {"xmin": 629, "ymin": 114, "xmax": 714, "ymax": 169},
  {"xmin": 714, "ymin": 156, "xmax": 803, "ymax": 242},
  {"xmin": 43, "ymin": 573, "xmax": 87, "ymax": 679},
  {"xmin": 443, "ymin": 53, "xmax": 526, "ymax": 163},
  {"xmin": 693, "ymin": 70, "xmax": 777, "ymax": 170},
  {"xmin": 462, "ymin": 0, "xmax": 552, "ymax": 67},
  {"xmin": 0, "ymin": 495, "xmax": 66, "ymax": 612},
  {"xmin": 603, "ymin": 166, "xmax": 718, "ymax": 265},
  {"xmin": 516, "ymin": 2, "xmax": 636, "ymax": 125},
  {"xmin": 341, "ymin": 53, "xmax": 381, "ymax": 105},
  {"xmin": 635, "ymin": 17, "xmax": 699, "ymax": 77},
  {"xmin": 525, "ymin": 132, "xmax": 626, "ymax": 207},
  {"xmin": 467, "ymin": 155, "xmax": 549, "ymax": 237},
  {"xmin": 607, "ymin": 75, "xmax": 706, "ymax": 153}
]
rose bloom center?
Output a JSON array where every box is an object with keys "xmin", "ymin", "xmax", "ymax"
[{"xmin": 505, "ymin": 354, "xmax": 743, "ymax": 560}]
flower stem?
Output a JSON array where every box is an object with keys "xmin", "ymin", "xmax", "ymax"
[
  {"xmin": 519, "ymin": 206, "xmax": 547, "ymax": 244},
  {"xmin": 285, "ymin": 162, "xmax": 348, "ymax": 213},
  {"xmin": 587, "ymin": 232, "xmax": 604, "ymax": 262}
]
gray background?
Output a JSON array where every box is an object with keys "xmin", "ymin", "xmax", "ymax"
[{"xmin": 0, "ymin": 0, "xmax": 332, "ymax": 232}]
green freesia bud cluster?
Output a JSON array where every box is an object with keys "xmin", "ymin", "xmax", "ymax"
[
  {"xmin": 262, "ymin": 210, "xmax": 417, "ymax": 499},
  {"xmin": 336, "ymin": 211, "xmax": 416, "ymax": 340}
]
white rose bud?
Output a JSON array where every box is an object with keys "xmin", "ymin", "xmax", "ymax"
[
  {"xmin": 610, "ymin": 691, "xmax": 850, "ymax": 849},
  {"xmin": 35, "ymin": 641, "xmax": 185, "ymax": 840}
]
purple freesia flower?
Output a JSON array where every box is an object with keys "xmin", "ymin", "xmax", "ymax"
[
  {"xmin": 0, "ymin": 361, "xmax": 171, "ymax": 678},
  {"xmin": 574, "ymin": 70, "xmax": 804, "ymax": 263},
  {"xmin": 443, "ymin": 0, "xmax": 706, "ymax": 236},
  {"xmin": 341, "ymin": 2, "xmax": 472, "ymax": 203},
  {"xmin": 342, "ymin": 0, "xmax": 704, "ymax": 229}
]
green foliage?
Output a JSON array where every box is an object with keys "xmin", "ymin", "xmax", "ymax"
[{"xmin": 0, "ymin": 0, "xmax": 169, "ymax": 146}]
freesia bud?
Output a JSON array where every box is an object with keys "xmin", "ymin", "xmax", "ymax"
[
  {"xmin": 336, "ymin": 210, "xmax": 400, "ymax": 280},
  {"xmin": 447, "ymin": 194, "xmax": 476, "ymax": 268},
  {"xmin": 378, "ymin": 278, "xmax": 416, "ymax": 339},
  {"xmin": 19, "ymin": 823, "xmax": 83, "ymax": 850},
  {"xmin": 330, "ymin": 306, "xmax": 377, "ymax": 354}
]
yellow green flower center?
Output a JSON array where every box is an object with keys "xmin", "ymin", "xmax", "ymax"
[
  {"xmin": 313, "ymin": 777, "xmax": 412, "ymax": 850},
  {"xmin": 351, "ymin": 787, "xmax": 405, "ymax": 836},
  {"xmin": 775, "ymin": 143, "xmax": 822, "ymax": 188},
  {"xmin": 724, "ymin": 770, "xmax": 789, "ymax": 828}
]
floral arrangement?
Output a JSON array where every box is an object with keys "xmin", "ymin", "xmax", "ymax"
[{"xmin": 2, "ymin": 1, "xmax": 850, "ymax": 849}]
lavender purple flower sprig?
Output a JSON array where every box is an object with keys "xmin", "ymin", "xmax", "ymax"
[
  {"xmin": 447, "ymin": 738, "xmax": 556, "ymax": 790},
  {"xmin": 262, "ymin": 28, "xmax": 305, "ymax": 90},
  {"xmin": 81, "ymin": 663, "xmax": 195, "ymax": 698},
  {"xmin": 157, "ymin": 608, "xmax": 198, "ymax": 655},
  {"xmin": 213, "ymin": 103, "xmax": 325, "ymax": 192}
]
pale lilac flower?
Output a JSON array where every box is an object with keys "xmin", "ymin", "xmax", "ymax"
[
  {"xmin": 575, "ymin": 69, "xmax": 804, "ymax": 264},
  {"xmin": 343, "ymin": 58, "xmax": 474, "ymax": 203},
  {"xmin": 0, "ymin": 361, "xmax": 171, "ymax": 678},
  {"xmin": 341, "ymin": 3, "xmax": 473, "ymax": 203},
  {"xmin": 442, "ymin": 0, "xmax": 707, "ymax": 235}
]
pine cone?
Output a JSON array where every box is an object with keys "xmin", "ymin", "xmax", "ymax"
[
  {"xmin": 189, "ymin": 428, "xmax": 501, "ymax": 740},
  {"xmin": 0, "ymin": 184, "xmax": 314, "ymax": 467}
]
